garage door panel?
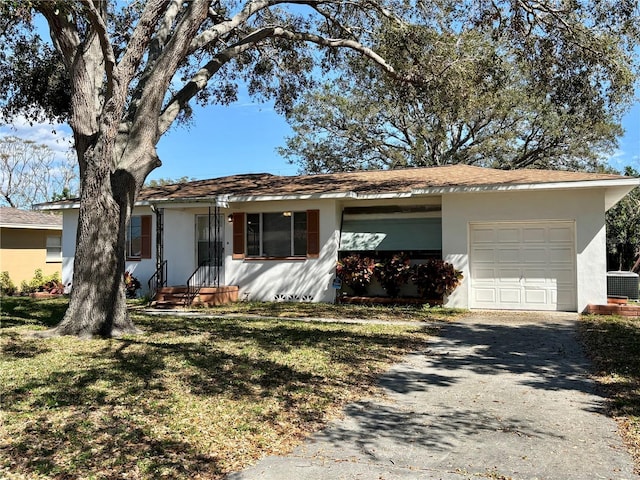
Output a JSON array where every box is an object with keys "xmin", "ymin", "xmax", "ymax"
[
  {"xmin": 499, "ymin": 289, "xmax": 521, "ymax": 303},
  {"xmin": 521, "ymin": 247, "xmax": 547, "ymax": 263},
  {"xmin": 474, "ymin": 288, "xmax": 497, "ymax": 302},
  {"xmin": 551, "ymin": 268, "xmax": 574, "ymax": 284},
  {"xmin": 498, "ymin": 248, "xmax": 521, "ymax": 263},
  {"xmin": 522, "ymin": 228, "xmax": 546, "ymax": 243},
  {"xmin": 473, "ymin": 247, "xmax": 496, "ymax": 263},
  {"xmin": 557, "ymin": 289, "xmax": 575, "ymax": 308},
  {"xmin": 549, "ymin": 247, "xmax": 573, "ymax": 263},
  {"xmin": 549, "ymin": 226, "xmax": 573, "ymax": 243},
  {"xmin": 497, "ymin": 228, "xmax": 520, "ymax": 243},
  {"xmin": 470, "ymin": 222, "xmax": 576, "ymax": 311},
  {"xmin": 524, "ymin": 289, "xmax": 548, "ymax": 305},
  {"xmin": 474, "ymin": 267, "xmax": 497, "ymax": 281},
  {"xmin": 472, "ymin": 228, "xmax": 496, "ymax": 243},
  {"xmin": 522, "ymin": 268, "xmax": 547, "ymax": 284},
  {"xmin": 497, "ymin": 268, "xmax": 520, "ymax": 283}
]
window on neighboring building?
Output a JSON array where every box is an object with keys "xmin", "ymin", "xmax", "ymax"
[
  {"xmin": 126, "ymin": 215, "xmax": 152, "ymax": 260},
  {"xmin": 233, "ymin": 210, "xmax": 319, "ymax": 259},
  {"xmin": 46, "ymin": 235, "xmax": 62, "ymax": 263}
]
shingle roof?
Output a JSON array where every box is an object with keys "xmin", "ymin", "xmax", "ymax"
[
  {"xmin": 138, "ymin": 165, "xmax": 629, "ymax": 202},
  {"xmin": 0, "ymin": 207, "xmax": 63, "ymax": 228},
  {"xmin": 35, "ymin": 165, "xmax": 634, "ymax": 209}
]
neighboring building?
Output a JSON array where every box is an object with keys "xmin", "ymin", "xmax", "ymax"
[
  {"xmin": 0, "ymin": 207, "xmax": 63, "ymax": 287},
  {"xmin": 40, "ymin": 165, "xmax": 640, "ymax": 312}
]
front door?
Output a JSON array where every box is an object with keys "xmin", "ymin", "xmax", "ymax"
[{"xmin": 195, "ymin": 213, "xmax": 224, "ymax": 286}]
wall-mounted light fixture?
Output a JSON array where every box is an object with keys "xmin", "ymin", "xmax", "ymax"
[
  {"xmin": 227, "ymin": 214, "xmax": 234, "ymax": 223},
  {"xmin": 282, "ymin": 211, "xmax": 292, "ymax": 217}
]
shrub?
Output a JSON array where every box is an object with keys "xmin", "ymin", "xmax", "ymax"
[
  {"xmin": 42, "ymin": 272, "xmax": 64, "ymax": 294},
  {"xmin": 19, "ymin": 270, "xmax": 64, "ymax": 294},
  {"xmin": 19, "ymin": 269, "xmax": 45, "ymax": 293},
  {"xmin": 336, "ymin": 254, "xmax": 376, "ymax": 296},
  {"xmin": 411, "ymin": 259, "xmax": 463, "ymax": 299},
  {"xmin": 374, "ymin": 253, "xmax": 412, "ymax": 298},
  {"xmin": 0, "ymin": 271, "xmax": 16, "ymax": 296}
]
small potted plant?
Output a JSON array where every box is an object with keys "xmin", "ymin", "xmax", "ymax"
[
  {"xmin": 411, "ymin": 259, "xmax": 463, "ymax": 304},
  {"xmin": 336, "ymin": 254, "xmax": 376, "ymax": 296},
  {"xmin": 374, "ymin": 253, "xmax": 412, "ymax": 298}
]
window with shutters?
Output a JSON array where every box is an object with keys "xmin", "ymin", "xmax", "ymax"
[
  {"xmin": 126, "ymin": 215, "xmax": 152, "ymax": 260},
  {"xmin": 233, "ymin": 210, "xmax": 319, "ymax": 259}
]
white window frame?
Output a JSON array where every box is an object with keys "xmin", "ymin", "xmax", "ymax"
[
  {"xmin": 246, "ymin": 212, "xmax": 307, "ymax": 257},
  {"xmin": 46, "ymin": 235, "xmax": 62, "ymax": 263},
  {"xmin": 126, "ymin": 215, "xmax": 143, "ymax": 259}
]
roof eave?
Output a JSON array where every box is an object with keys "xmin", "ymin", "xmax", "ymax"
[
  {"xmin": 411, "ymin": 178, "xmax": 640, "ymax": 195},
  {"xmin": 34, "ymin": 202, "xmax": 79, "ymax": 211},
  {"xmin": 0, "ymin": 223, "xmax": 63, "ymax": 230},
  {"xmin": 33, "ymin": 177, "xmax": 640, "ymax": 210}
]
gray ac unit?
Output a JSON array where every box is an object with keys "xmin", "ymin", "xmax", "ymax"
[{"xmin": 607, "ymin": 271, "xmax": 639, "ymax": 300}]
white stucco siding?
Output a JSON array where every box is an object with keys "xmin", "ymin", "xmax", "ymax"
[
  {"xmin": 225, "ymin": 199, "xmax": 340, "ymax": 302},
  {"xmin": 442, "ymin": 189, "xmax": 606, "ymax": 312}
]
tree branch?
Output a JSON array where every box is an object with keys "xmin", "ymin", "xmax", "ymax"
[
  {"xmin": 82, "ymin": 1, "xmax": 115, "ymax": 95},
  {"xmin": 37, "ymin": 4, "xmax": 82, "ymax": 71},
  {"xmin": 159, "ymin": 23, "xmax": 400, "ymax": 134},
  {"xmin": 270, "ymin": 27, "xmax": 398, "ymax": 77}
]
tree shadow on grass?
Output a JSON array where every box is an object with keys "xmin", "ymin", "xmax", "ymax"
[
  {"xmin": 579, "ymin": 316, "xmax": 640, "ymax": 418},
  {"xmin": 1, "ymin": 314, "xmax": 431, "ymax": 479},
  {"xmin": 4, "ymin": 409, "xmax": 223, "ymax": 479},
  {"xmin": 0, "ymin": 296, "xmax": 67, "ymax": 328}
]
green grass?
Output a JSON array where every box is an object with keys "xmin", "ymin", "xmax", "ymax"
[
  {"xmin": 0, "ymin": 297, "xmax": 442, "ymax": 479},
  {"xmin": 579, "ymin": 315, "xmax": 640, "ymax": 468},
  {"xmin": 185, "ymin": 300, "xmax": 465, "ymax": 321}
]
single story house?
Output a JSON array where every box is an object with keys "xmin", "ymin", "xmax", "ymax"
[
  {"xmin": 0, "ymin": 207, "xmax": 63, "ymax": 287},
  {"xmin": 41, "ymin": 165, "xmax": 639, "ymax": 312}
]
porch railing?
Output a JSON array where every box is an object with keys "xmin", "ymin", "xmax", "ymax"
[
  {"xmin": 147, "ymin": 260, "xmax": 167, "ymax": 302},
  {"xmin": 184, "ymin": 260, "xmax": 213, "ymax": 307}
]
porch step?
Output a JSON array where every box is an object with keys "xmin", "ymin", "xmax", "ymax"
[{"xmin": 151, "ymin": 285, "xmax": 239, "ymax": 308}]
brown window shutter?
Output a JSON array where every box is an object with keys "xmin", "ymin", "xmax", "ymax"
[
  {"xmin": 232, "ymin": 212, "xmax": 245, "ymax": 259},
  {"xmin": 141, "ymin": 215, "xmax": 152, "ymax": 259},
  {"xmin": 306, "ymin": 209, "xmax": 320, "ymax": 258}
]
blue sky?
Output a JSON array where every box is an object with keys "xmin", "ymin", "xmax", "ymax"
[
  {"xmin": 154, "ymin": 91, "xmax": 640, "ymax": 181},
  {"xmin": 2, "ymin": 88, "xmax": 639, "ymax": 182}
]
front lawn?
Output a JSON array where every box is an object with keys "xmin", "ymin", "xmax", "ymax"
[
  {"xmin": 183, "ymin": 300, "xmax": 465, "ymax": 321},
  {"xmin": 579, "ymin": 315, "xmax": 640, "ymax": 469},
  {"xmin": 0, "ymin": 297, "xmax": 438, "ymax": 479}
]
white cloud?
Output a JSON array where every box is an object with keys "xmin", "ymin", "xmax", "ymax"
[{"xmin": 0, "ymin": 117, "xmax": 74, "ymax": 160}]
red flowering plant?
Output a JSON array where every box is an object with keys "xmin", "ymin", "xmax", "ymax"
[
  {"xmin": 374, "ymin": 252, "xmax": 412, "ymax": 298},
  {"xmin": 411, "ymin": 259, "xmax": 463, "ymax": 300},
  {"xmin": 124, "ymin": 271, "xmax": 141, "ymax": 299},
  {"xmin": 336, "ymin": 254, "xmax": 376, "ymax": 296}
]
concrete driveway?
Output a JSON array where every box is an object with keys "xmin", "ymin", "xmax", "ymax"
[{"xmin": 227, "ymin": 312, "xmax": 637, "ymax": 480}]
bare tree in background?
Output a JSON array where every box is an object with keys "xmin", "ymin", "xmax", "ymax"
[{"xmin": 0, "ymin": 135, "xmax": 78, "ymax": 209}]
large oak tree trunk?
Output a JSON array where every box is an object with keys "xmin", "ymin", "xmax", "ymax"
[{"xmin": 44, "ymin": 148, "xmax": 141, "ymax": 338}]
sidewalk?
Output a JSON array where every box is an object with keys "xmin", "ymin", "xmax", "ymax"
[{"xmin": 227, "ymin": 312, "xmax": 638, "ymax": 480}]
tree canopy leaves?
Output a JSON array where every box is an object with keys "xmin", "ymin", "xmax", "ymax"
[
  {"xmin": 606, "ymin": 166, "xmax": 640, "ymax": 271},
  {"xmin": 279, "ymin": 2, "xmax": 639, "ymax": 173}
]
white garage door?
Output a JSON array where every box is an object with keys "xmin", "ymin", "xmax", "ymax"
[{"xmin": 470, "ymin": 222, "xmax": 576, "ymax": 311}]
